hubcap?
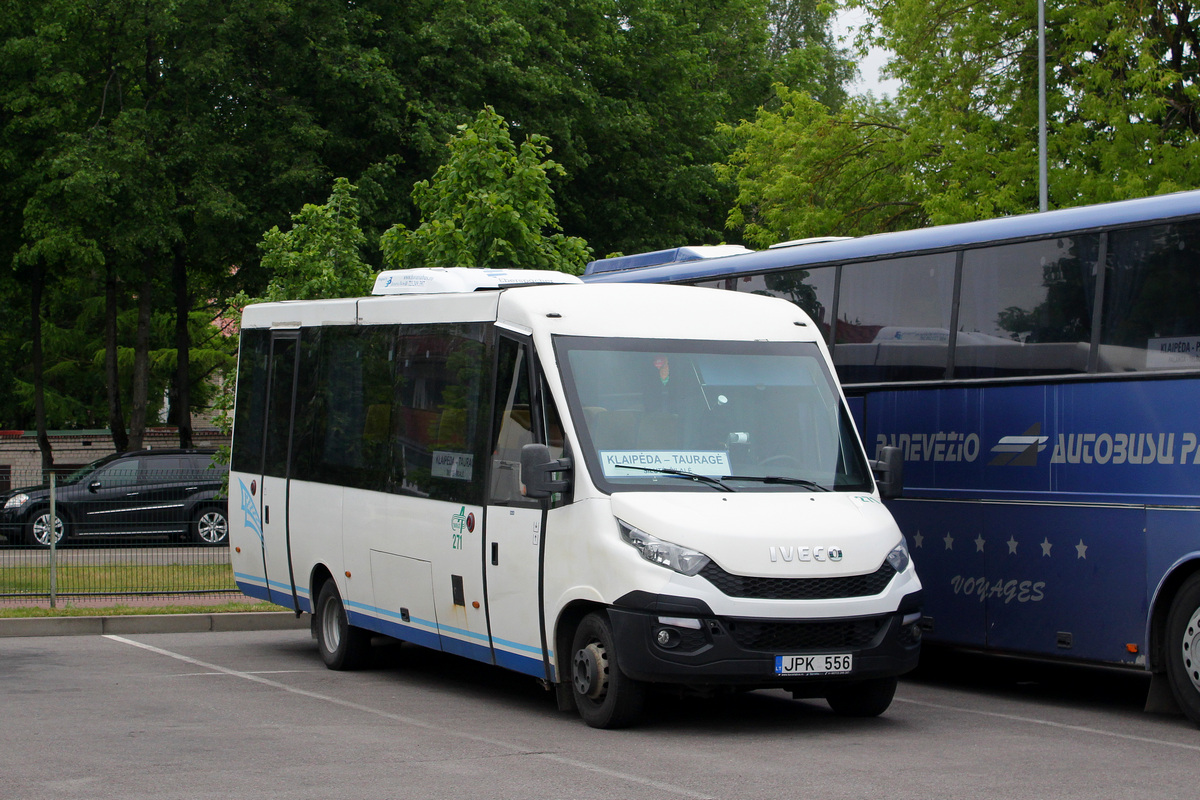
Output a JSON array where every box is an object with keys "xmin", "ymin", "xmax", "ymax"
[
  {"xmin": 322, "ymin": 597, "xmax": 343, "ymax": 653},
  {"xmin": 33, "ymin": 514, "xmax": 64, "ymax": 546},
  {"xmin": 1183, "ymin": 606, "xmax": 1200, "ymax": 693},
  {"xmin": 197, "ymin": 512, "xmax": 228, "ymax": 544},
  {"xmin": 573, "ymin": 642, "xmax": 609, "ymax": 700}
]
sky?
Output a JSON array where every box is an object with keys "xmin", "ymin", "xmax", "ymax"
[{"xmin": 833, "ymin": 7, "xmax": 901, "ymax": 98}]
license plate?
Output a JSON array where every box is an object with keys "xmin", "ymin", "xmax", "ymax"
[{"xmin": 775, "ymin": 653, "xmax": 853, "ymax": 676}]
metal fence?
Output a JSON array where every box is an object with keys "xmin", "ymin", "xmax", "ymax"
[{"xmin": 1, "ymin": 464, "xmax": 242, "ymax": 607}]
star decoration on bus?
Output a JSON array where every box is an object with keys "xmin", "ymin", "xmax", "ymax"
[
  {"xmin": 943, "ymin": 532, "xmax": 954, "ymax": 550},
  {"xmin": 974, "ymin": 535, "xmax": 986, "ymax": 552},
  {"xmin": 1076, "ymin": 540, "xmax": 1088, "ymax": 559},
  {"xmin": 1040, "ymin": 538, "xmax": 1053, "ymax": 556},
  {"xmin": 1007, "ymin": 536, "xmax": 1019, "ymax": 555}
]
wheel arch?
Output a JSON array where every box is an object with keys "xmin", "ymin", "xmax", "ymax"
[
  {"xmin": 553, "ymin": 599, "xmax": 608, "ymax": 683},
  {"xmin": 1148, "ymin": 556, "xmax": 1200, "ymax": 672},
  {"xmin": 308, "ymin": 563, "xmax": 338, "ymax": 618}
]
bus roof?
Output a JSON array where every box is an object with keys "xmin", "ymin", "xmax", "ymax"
[
  {"xmin": 582, "ymin": 189, "xmax": 1200, "ymax": 284},
  {"xmin": 372, "ymin": 267, "xmax": 582, "ymax": 295}
]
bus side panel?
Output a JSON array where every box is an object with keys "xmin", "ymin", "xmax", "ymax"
[
  {"xmin": 1146, "ymin": 508, "xmax": 1200, "ymax": 621},
  {"xmin": 982, "ymin": 504, "xmax": 1146, "ymax": 665},
  {"xmin": 284, "ymin": 478, "xmax": 344, "ymax": 614},
  {"xmin": 887, "ymin": 499, "xmax": 987, "ymax": 648}
]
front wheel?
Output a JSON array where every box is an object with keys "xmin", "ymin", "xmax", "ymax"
[
  {"xmin": 26, "ymin": 511, "xmax": 66, "ymax": 547},
  {"xmin": 825, "ymin": 676, "xmax": 898, "ymax": 717},
  {"xmin": 569, "ymin": 612, "xmax": 645, "ymax": 729},
  {"xmin": 315, "ymin": 581, "xmax": 370, "ymax": 670},
  {"xmin": 192, "ymin": 507, "xmax": 228, "ymax": 545},
  {"xmin": 1165, "ymin": 573, "xmax": 1200, "ymax": 727}
]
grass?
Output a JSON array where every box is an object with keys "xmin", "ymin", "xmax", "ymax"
[
  {"xmin": 0, "ymin": 600, "xmax": 289, "ymax": 618},
  {"xmin": 0, "ymin": 563, "xmax": 237, "ymax": 594}
]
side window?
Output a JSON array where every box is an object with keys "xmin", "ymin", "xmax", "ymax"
[
  {"xmin": 392, "ymin": 324, "xmax": 491, "ymax": 505},
  {"xmin": 835, "ymin": 253, "xmax": 957, "ymax": 383},
  {"xmin": 734, "ymin": 267, "xmax": 838, "ymax": 344},
  {"xmin": 231, "ymin": 328, "xmax": 269, "ymax": 473},
  {"xmin": 1102, "ymin": 220, "xmax": 1200, "ymax": 372},
  {"xmin": 957, "ymin": 236, "xmax": 1100, "ymax": 378},
  {"xmin": 490, "ymin": 337, "xmax": 537, "ymax": 507},
  {"xmin": 142, "ymin": 457, "xmax": 184, "ymax": 484},
  {"xmin": 99, "ymin": 459, "xmax": 140, "ymax": 486},
  {"xmin": 262, "ymin": 336, "xmax": 298, "ymax": 478}
]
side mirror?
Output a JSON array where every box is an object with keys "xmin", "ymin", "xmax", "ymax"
[
  {"xmin": 870, "ymin": 446, "xmax": 904, "ymax": 500},
  {"xmin": 88, "ymin": 480, "xmax": 101, "ymax": 493},
  {"xmin": 520, "ymin": 443, "xmax": 572, "ymax": 499}
]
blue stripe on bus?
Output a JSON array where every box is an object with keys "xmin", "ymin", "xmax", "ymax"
[{"xmin": 237, "ymin": 574, "xmax": 550, "ymax": 676}]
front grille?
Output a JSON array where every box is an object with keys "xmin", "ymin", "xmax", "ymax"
[
  {"xmin": 700, "ymin": 561, "xmax": 896, "ymax": 600},
  {"xmin": 724, "ymin": 616, "xmax": 888, "ymax": 651}
]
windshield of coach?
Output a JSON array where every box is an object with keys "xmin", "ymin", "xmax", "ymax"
[{"xmin": 555, "ymin": 337, "xmax": 873, "ymax": 493}]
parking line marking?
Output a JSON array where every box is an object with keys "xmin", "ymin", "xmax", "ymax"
[
  {"xmin": 104, "ymin": 634, "xmax": 714, "ymax": 800},
  {"xmin": 894, "ymin": 696, "xmax": 1200, "ymax": 752}
]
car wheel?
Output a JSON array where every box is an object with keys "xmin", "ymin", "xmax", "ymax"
[
  {"xmin": 192, "ymin": 508, "xmax": 229, "ymax": 545},
  {"xmin": 315, "ymin": 581, "xmax": 370, "ymax": 670},
  {"xmin": 569, "ymin": 612, "xmax": 646, "ymax": 729},
  {"xmin": 825, "ymin": 676, "xmax": 898, "ymax": 717},
  {"xmin": 1165, "ymin": 573, "xmax": 1200, "ymax": 728},
  {"xmin": 26, "ymin": 510, "xmax": 67, "ymax": 547}
]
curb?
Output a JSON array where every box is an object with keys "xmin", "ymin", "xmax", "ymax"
[{"xmin": 0, "ymin": 611, "xmax": 309, "ymax": 638}]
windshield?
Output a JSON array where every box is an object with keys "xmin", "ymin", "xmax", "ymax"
[
  {"xmin": 555, "ymin": 336, "xmax": 873, "ymax": 493},
  {"xmin": 60, "ymin": 454, "xmax": 123, "ymax": 485}
]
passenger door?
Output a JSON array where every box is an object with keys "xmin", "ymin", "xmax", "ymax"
[
  {"xmin": 257, "ymin": 332, "xmax": 302, "ymax": 609},
  {"xmin": 484, "ymin": 335, "xmax": 554, "ymax": 679}
]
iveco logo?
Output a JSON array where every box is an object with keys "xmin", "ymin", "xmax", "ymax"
[{"xmin": 769, "ymin": 546, "xmax": 844, "ymax": 563}]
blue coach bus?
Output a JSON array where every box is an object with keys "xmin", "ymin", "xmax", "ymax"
[{"xmin": 583, "ymin": 190, "xmax": 1200, "ymax": 725}]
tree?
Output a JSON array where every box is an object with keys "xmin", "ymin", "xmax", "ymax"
[
  {"xmin": 723, "ymin": 0, "xmax": 1200, "ymax": 244},
  {"xmin": 380, "ymin": 107, "xmax": 591, "ymax": 273},
  {"xmin": 256, "ymin": 178, "xmax": 375, "ymax": 302}
]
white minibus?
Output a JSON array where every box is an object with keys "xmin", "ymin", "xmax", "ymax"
[{"xmin": 229, "ymin": 268, "xmax": 921, "ymax": 727}]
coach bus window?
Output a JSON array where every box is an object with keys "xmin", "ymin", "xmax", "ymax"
[
  {"xmin": 957, "ymin": 236, "xmax": 1099, "ymax": 378},
  {"xmin": 734, "ymin": 267, "xmax": 837, "ymax": 343},
  {"xmin": 835, "ymin": 253, "xmax": 956, "ymax": 383},
  {"xmin": 1102, "ymin": 220, "xmax": 1200, "ymax": 372}
]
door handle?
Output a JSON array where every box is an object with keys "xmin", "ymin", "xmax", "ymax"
[
  {"xmin": 265, "ymin": 505, "xmax": 270, "ymax": 525},
  {"xmin": 491, "ymin": 542, "xmax": 499, "ymax": 566}
]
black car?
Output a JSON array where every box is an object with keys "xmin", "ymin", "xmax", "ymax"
[{"xmin": 0, "ymin": 449, "xmax": 228, "ymax": 546}]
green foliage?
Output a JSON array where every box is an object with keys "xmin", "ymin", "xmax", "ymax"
[
  {"xmin": 380, "ymin": 107, "xmax": 591, "ymax": 273},
  {"xmin": 726, "ymin": 0, "xmax": 1200, "ymax": 244},
  {"xmin": 257, "ymin": 178, "xmax": 374, "ymax": 302}
]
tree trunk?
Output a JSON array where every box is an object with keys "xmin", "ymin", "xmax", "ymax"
[
  {"xmin": 126, "ymin": 270, "xmax": 153, "ymax": 451},
  {"xmin": 105, "ymin": 266, "xmax": 129, "ymax": 452},
  {"xmin": 30, "ymin": 271, "xmax": 54, "ymax": 479},
  {"xmin": 172, "ymin": 245, "xmax": 193, "ymax": 448}
]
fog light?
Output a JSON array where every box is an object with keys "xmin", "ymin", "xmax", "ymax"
[{"xmin": 655, "ymin": 628, "xmax": 680, "ymax": 648}]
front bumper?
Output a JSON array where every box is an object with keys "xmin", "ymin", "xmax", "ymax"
[{"xmin": 608, "ymin": 589, "xmax": 922, "ymax": 691}]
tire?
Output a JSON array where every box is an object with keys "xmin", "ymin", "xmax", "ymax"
[
  {"xmin": 569, "ymin": 612, "xmax": 646, "ymax": 729},
  {"xmin": 825, "ymin": 676, "xmax": 898, "ymax": 717},
  {"xmin": 26, "ymin": 510, "xmax": 67, "ymax": 547},
  {"xmin": 192, "ymin": 507, "xmax": 229, "ymax": 545},
  {"xmin": 315, "ymin": 581, "xmax": 370, "ymax": 670},
  {"xmin": 1165, "ymin": 573, "xmax": 1200, "ymax": 727}
]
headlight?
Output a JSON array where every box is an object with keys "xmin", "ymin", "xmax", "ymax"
[
  {"xmin": 618, "ymin": 520, "xmax": 711, "ymax": 576},
  {"xmin": 886, "ymin": 538, "xmax": 911, "ymax": 574},
  {"xmin": 4, "ymin": 493, "xmax": 29, "ymax": 510}
]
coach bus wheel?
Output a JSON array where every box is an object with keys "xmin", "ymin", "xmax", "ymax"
[
  {"xmin": 1165, "ymin": 573, "xmax": 1200, "ymax": 727},
  {"xmin": 570, "ymin": 612, "xmax": 645, "ymax": 729},
  {"xmin": 27, "ymin": 510, "xmax": 67, "ymax": 547},
  {"xmin": 825, "ymin": 676, "xmax": 898, "ymax": 718},
  {"xmin": 315, "ymin": 581, "xmax": 370, "ymax": 670},
  {"xmin": 192, "ymin": 508, "xmax": 229, "ymax": 546}
]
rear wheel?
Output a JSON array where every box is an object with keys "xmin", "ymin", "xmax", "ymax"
[
  {"xmin": 191, "ymin": 508, "xmax": 228, "ymax": 545},
  {"xmin": 26, "ymin": 510, "xmax": 66, "ymax": 547},
  {"xmin": 825, "ymin": 676, "xmax": 898, "ymax": 717},
  {"xmin": 569, "ymin": 612, "xmax": 645, "ymax": 729},
  {"xmin": 1165, "ymin": 573, "xmax": 1200, "ymax": 727},
  {"xmin": 315, "ymin": 581, "xmax": 370, "ymax": 670}
]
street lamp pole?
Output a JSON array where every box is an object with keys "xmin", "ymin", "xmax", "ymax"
[{"xmin": 1038, "ymin": 0, "xmax": 1048, "ymax": 211}]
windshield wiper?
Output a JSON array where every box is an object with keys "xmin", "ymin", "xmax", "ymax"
[
  {"xmin": 722, "ymin": 475, "xmax": 831, "ymax": 491},
  {"xmin": 613, "ymin": 464, "xmax": 735, "ymax": 492}
]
